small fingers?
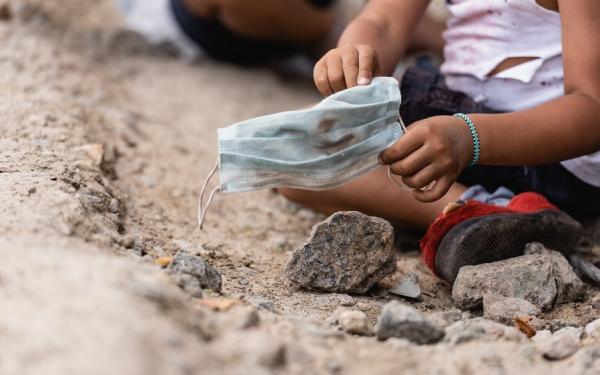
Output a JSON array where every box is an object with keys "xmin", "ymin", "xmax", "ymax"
[
  {"xmin": 388, "ymin": 143, "xmax": 432, "ymax": 176},
  {"xmin": 313, "ymin": 60, "xmax": 334, "ymax": 96},
  {"xmin": 380, "ymin": 129, "xmax": 425, "ymax": 166},
  {"xmin": 412, "ymin": 175, "xmax": 454, "ymax": 203},
  {"xmin": 326, "ymin": 57, "xmax": 347, "ymax": 93},
  {"xmin": 342, "ymin": 49, "xmax": 360, "ymax": 89},
  {"xmin": 401, "ymin": 164, "xmax": 442, "ymax": 190},
  {"xmin": 357, "ymin": 45, "xmax": 378, "ymax": 85}
]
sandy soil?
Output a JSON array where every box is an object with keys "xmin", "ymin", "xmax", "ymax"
[{"xmin": 1, "ymin": 1, "xmax": 599, "ymax": 374}]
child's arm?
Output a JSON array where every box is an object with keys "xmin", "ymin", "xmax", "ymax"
[
  {"xmin": 380, "ymin": 0, "xmax": 600, "ymax": 203},
  {"xmin": 313, "ymin": 0, "xmax": 430, "ymax": 95}
]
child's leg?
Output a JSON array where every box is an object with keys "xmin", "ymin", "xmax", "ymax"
[
  {"xmin": 183, "ymin": 0, "xmax": 334, "ymax": 44},
  {"xmin": 279, "ymin": 167, "xmax": 467, "ymax": 229}
]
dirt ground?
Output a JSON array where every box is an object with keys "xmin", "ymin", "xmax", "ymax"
[{"xmin": 1, "ymin": 1, "xmax": 599, "ymax": 374}]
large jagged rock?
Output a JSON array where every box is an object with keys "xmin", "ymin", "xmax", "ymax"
[
  {"xmin": 524, "ymin": 242, "xmax": 584, "ymax": 304},
  {"xmin": 167, "ymin": 252, "xmax": 222, "ymax": 297},
  {"xmin": 375, "ymin": 301, "xmax": 444, "ymax": 344},
  {"xmin": 452, "ymin": 254, "xmax": 557, "ymax": 311},
  {"xmin": 284, "ymin": 211, "xmax": 396, "ymax": 294}
]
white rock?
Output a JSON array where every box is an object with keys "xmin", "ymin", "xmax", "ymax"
[
  {"xmin": 584, "ymin": 319, "xmax": 600, "ymax": 341},
  {"xmin": 554, "ymin": 326, "xmax": 583, "ymax": 343},
  {"xmin": 535, "ymin": 334, "xmax": 579, "ymax": 360},
  {"xmin": 483, "ymin": 294, "xmax": 541, "ymax": 324},
  {"xmin": 338, "ymin": 310, "xmax": 373, "ymax": 336}
]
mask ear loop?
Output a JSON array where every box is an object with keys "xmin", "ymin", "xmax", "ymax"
[{"xmin": 198, "ymin": 160, "xmax": 220, "ymax": 229}]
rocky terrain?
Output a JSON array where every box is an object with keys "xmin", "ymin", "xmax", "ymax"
[{"xmin": 1, "ymin": 1, "xmax": 599, "ymax": 374}]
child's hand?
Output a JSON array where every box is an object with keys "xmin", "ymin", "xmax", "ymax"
[
  {"xmin": 379, "ymin": 116, "xmax": 473, "ymax": 202},
  {"xmin": 313, "ymin": 44, "xmax": 379, "ymax": 96}
]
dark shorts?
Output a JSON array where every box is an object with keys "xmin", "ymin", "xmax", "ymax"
[
  {"xmin": 170, "ymin": 0, "xmax": 333, "ymax": 65},
  {"xmin": 399, "ymin": 57, "xmax": 600, "ymax": 219}
]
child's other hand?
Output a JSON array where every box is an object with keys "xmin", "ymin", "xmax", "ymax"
[
  {"xmin": 379, "ymin": 116, "xmax": 473, "ymax": 202},
  {"xmin": 313, "ymin": 44, "xmax": 379, "ymax": 96}
]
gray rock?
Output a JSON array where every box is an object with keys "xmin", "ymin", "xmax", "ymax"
[
  {"xmin": 426, "ymin": 309, "xmax": 472, "ymax": 329},
  {"xmin": 569, "ymin": 254, "xmax": 600, "ymax": 286},
  {"xmin": 452, "ymin": 254, "xmax": 557, "ymax": 311},
  {"xmin": 443, "ymin": 318, "xmax": 526, "ymax": 345},
  {"xmin": 388, "ymin": 273, "xmax": 421, "ymax": 299},
  {"xmin": 536, "ymin": 333, "xmax": 579, "ymax": 360},
  {"xmin": 525, "ymin": 242, "xmax": 584, "ymax": 304},
  {"xmin": 167, "ymin": 252, "xmax": 222, "ymax": 297},
  {"xmin": 284, "ymin": 211, "xmax": 396, "ymax": 294},
  {"xmin": 555, "ymin": 326, "xmax": 583, "ymax": 342},
  {"xmin": 482, "ymin": 294, "xmax": 541, "ymax": 324},
  {"xmin": 375, "ymin": 301, "xmax": 444, "ymax": 344},
  {"xmin": 338, "ymin": 310, "xmax": 373, "ymax": 336}
]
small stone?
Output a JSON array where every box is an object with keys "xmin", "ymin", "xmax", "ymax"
[
  {"xmin": 284, "ymin": 211, "xmax": 396, "ymax": 294},
  {"xmin": 167, "ymin": 252, "xmax": 222, "ymax": 297},
  {"xmin": 75, "ymin": 143, "xmax": 105, "ymax": 167},
  {"xmin": 388, "ymin": 273, "xmax": 421, "ymax": 299},
  {"xmin": 375, "ymin": 301, "xmax": 444, "ymax": 344},
  {"xmin": 525, "ymin": 242, "xmax": 584, "ymax": 304},
  {"xmin": 452, "ymin": 254, "xmax": 557, "ymax": 311},
  {"xmin": 426, "ymin": 309, "xmax": 472, "ymax": 329},
  {"xmin": 210, "ymin": 330, "xmax": 286, "ymax": 369},
  {"xmin": 109, "ymin": 198, "xmax": 120, "ymax": 213},
  {"xmin": 482, "ymin": 294, "xmax": 541, "ymax": 324},
  {"xmin": 156, "ymin": 256, "xmax": 173, "ymax": 268},
  {"xmin": 555, "ymin": 326, "xmax": 583, "ymax": 342},
  {"xmin": 338, "ymin": 310, "xmax": 372, "ymax": 336},
  {"xmin": 336, "ymin": 294, "xmax": 356, "ymax": 307},
  {"xmin": 443, "ymin": 318, "xmax": 526, "ymax": 345},
  {"xmin": 584, "ymin": 318, "xmax": 600, "ymax": 341},
  {"xmin": 536, "ymin": 333, "xmax": 579, "ymax": 360}
]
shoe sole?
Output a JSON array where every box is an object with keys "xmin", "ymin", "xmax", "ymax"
[{"xmin": 435, "ymin": 210, "xmax": 582, "ymax": 282}]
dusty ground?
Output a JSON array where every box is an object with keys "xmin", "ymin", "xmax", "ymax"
[{"xmin": 1, "ymin": 1, "xmax": 599, "ymax": 374}]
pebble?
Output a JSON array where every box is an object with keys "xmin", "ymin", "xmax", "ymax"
[
  {"xmin": 584, "ymin": 318, "xmax": 600, "ymax": 341},
  {"xmin": 338, "ymin": 310, "xmax": 373, "ymax": 336},
  {"xmin": 375, "ymin": 301, "xmax": 444, "ymax": 344},
  {"xmin": 443, "ymin": 318, "xmax": 526, "ymax": 345},
  {"xmin": 535, "ymin": 333, "xmax": 579, "ymax": 360},
  {"xmin": 426, "ymin": 309, "xmax": 472, "ymax": 329},
  {"xmin": 167, "ymin": 252, "xmax": 222, "ymax": 297},
  {"xmin": 388, "ymin": 273, "xmax": 421, "ymax": 299},
  {"xmin": 284, "ymin": 211, "xmax": 396, "ymax": 294},
  {"xmin": 452, "ymin": 254, "xmax": 557, "ymax": 311},
  {"xmin": 155, "ymin": 256, "xmax": 173, "ymax": 268},
  {"xmin": 482, "ymin": 294, "xmax": 541, "ymax": 324}
]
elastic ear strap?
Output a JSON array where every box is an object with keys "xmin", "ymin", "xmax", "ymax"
[
  {"xmin": 198, "ymin": 160, "xmax": 219, "ymax": 227},
  {"xmin": 387, "ymin": 166, "xmax": 436, "ymax": 192},
  {"xmin": 198, "ymin": 186, "xmax": 220, "ymax": 229}
]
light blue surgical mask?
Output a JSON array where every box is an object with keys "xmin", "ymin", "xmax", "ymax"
[{"xmin": 199, "ymin": 77, "xmax": 406, "ymax": 227}]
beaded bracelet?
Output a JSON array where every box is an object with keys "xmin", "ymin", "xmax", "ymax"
[{"xmin": 453, "ymin": 113, "xmax": 480, "ymax": 166}]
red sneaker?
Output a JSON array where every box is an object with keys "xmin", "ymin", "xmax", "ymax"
[{"xmin": 420, "ymin": 192, "xmax": 582, "ymax": 282}]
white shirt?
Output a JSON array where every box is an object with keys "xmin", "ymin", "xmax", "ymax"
[{"xmin": 441, "ymin": 0, "xmax": 600, "ymax": 188}]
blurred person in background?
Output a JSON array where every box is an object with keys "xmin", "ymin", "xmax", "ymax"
[{"xmin": 116, "ymin": 0, "xmax": 445, "ymax": 67}]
